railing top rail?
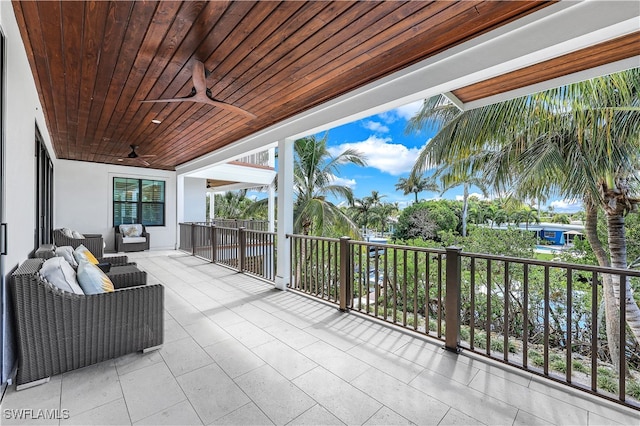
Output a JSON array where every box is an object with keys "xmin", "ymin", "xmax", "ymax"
[
  {"xmin": 461, "ymin": 250, "xmax": 640, "ymax": 276},
  {"xmin": 286, "ymin": 234, "xmax": 342, "ymax": 243},
  {"xmin": 349, "ymin": 239, "xmax": 447, "ymax": 254},
  {"xmin": 242, "ymin": 229, "xmax": 276, "ymax": 236}
]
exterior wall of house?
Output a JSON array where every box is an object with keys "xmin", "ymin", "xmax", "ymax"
[
  {"xmin": 55, "ymin": 160, "xmax": 177, "ymax": 252},
  {"xmin": 182, "ymin": 177, "xmax": 207, "ymax": 223},
  {"xmin": 0, "ymin": 1, "xmax": 58, "ymax": 385}
]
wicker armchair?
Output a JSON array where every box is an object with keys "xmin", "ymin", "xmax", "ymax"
[
  {"xmin": 11, "ymin": 258, "xmax": 163, "ymax": 389},
  {"xmin": 53, "ymin": 229, "xmax": 104, "ymax": 258},
  {"xmin": 115, "ymin": 224, "xmax": 150, "ymax": 252}
]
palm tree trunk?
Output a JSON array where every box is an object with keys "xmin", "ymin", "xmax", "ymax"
[
  {"xmin": 461, "ymin": 183, "xmax": 469, "ymax": 237},
  {"xmin": 605, "ymin": 206, "xmax": 640, "ymax": 347},
  {"xmin": 583, "ymin": 199, "xmax": 621, "ymax": 368}
]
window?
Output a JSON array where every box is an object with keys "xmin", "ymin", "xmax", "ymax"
[
  {"xmin": 113, "ymin": 178, "xmax": 165, "ymax": 226},
  {"xmin": 35, "ymin": 126, "xmax": 54, "ymax": 247}
]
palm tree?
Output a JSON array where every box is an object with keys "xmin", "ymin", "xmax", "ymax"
[
  {"xmin": 407, "ymin": 69, "xmax": 640, "ymax": 365},
  {"xmin": 428, "ymin": 164, "xmax": 490, "ymax": 237},
  {"xmin": 395, "ymin": 173, "xmax": 439, "ymax": 203},
  {"xmin": 350, "ymin": 196, "xmax": 374, "ymax": 236},
  {"xmin": 293, "ymin": 134, "xmax": 367, "ymax": 236}
]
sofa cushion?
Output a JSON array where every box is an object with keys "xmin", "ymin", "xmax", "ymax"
[
  {"xmin": 55, "ymin": 245, "xmax": 78, "ymax": 267},
  {"xmin": 77, "ymin": 261, "xmax": 114, "ymax": 294},
  {"xmin": 39, "ymin": 257, "xmax": 84, "ymax": 295},
  {"xmin": 123, "ymin": 236, "xmax": 147, "ymax": 244},
  {"xmin": 73, "ymin": 244, "xmax": 99, "ymax": 265},
  {"xmin": 119, "ymin": 224, "xmax": 143, "ymax": 238}
]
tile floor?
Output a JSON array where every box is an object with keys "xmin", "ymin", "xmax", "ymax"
[{"xmin": 1, "ymin": 250, "xmax": 638, "ymax": 425}]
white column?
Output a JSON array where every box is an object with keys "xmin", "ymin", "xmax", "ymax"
[
  {"xmin": 275, "ymin": 138, "xmax": 294, "ymax": 290},
  {"xmin": 268, "ymin": 147, "xmax": 276, "ymax": 232},
  {"xmin": 268, "ymin": 184, "xmax": 275, "ymax": 233},
  {"xmin": 208, "ymin": 192, "xmax": 215, "ymax": 223},
  {"xmin": 176, "ymin": 175, "xmax": 185, "ymax": 249}
]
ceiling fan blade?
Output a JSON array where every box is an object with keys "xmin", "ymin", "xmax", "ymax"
[
  {"xmin": 141, "ymin": 59, "xmax": 256, "ymax": 119},
  {"xmin": 202, "ymin": 97, "xmax": 257, "ymax": 119},
  {"xmin": 141, "ymin": 97, "xmax": 193, "ymax": 103}
]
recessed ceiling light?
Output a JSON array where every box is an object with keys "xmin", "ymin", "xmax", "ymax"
[{"xmin": 151, "ymin": 119, "xmax": 162, "ymax": 124}]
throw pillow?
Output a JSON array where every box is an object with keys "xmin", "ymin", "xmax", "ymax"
[
  {"xmin": 73, "ymin": 244, "xmax": 99, "ymax": 265},
  {"xmin": 76, "ymin": 261, "xmax": 114, "ymax": 294},
  {"xmin": 55, "ymin": 245, "xmax": 78, "ymax": 267},
  {"xmin": 39, "ymin": 257, "xmax": 84, "ymax": 295},
  {"xmin": 71, "ymin": 230, "xmax": 85, "ymax": 239},
  {"xmin": 62, "ymin": 227, "xmax": 74, "ymax": 238},
  {"xmin": 119, "ymin": 224, "xmax": 142, "ymax": 237}
]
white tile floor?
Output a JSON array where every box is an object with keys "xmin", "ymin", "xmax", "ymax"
[{"xmin": 1, "ymin": 250, "xmax": 638, "ymax": 425}]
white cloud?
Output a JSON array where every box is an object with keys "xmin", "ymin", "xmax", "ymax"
[
  {"xmin": 550, "ymin": 199, "xmax": 582, "ymax": 212},
  {"xmin": 377, "ymin": 100, "xmax": 423, "ymax": 123},
  {"xmin": 362, "ymin": 120, "xmax": 389, "ymax": 133},
  {"xmin": 455, "ymin": 192, "xmax": 489, "ymax": 202},
  {"xmin": 328, "ymin": 135, "xmax": 420, "ymax": 176},
  {"xmin": 328, "ymin": 174, "xmax": 357, "ymax": 189}
]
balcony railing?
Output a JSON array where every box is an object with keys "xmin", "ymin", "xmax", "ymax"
[
  {"xmin": 179, "ymin": 223, "xmax": 276, "ymax": 282},
  {"xmin": 178, "ymin": 223, "xmax": 640, "ymax": 410},
  {"xmin": 199, "ymin": 219, "xmax": 270, "ymax": 231}
]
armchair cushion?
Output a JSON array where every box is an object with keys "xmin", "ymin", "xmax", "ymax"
[
  {"xmin": 119, "ymin": 224, "xmax": 143, "ymax": 237},
  {"xmin": 73, "ymin": 244, "xmax": 99, "ymax": 265},
  {"xmin": 123, "ymin": 236, "xmax": 147, "ymax": 244},
  {"xmin": 77, "ymin": 261, "xmax": 114, "ymax": 294},
  {"xmin": 39, "ymin": 257, "xmax": 84, "ymax": 295},
  {"xmin": 55, "ymin": 245, "xmax": 78, "ymax": 267}
]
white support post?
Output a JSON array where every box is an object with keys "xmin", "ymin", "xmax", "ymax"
[
  {"xmin": 275, "ymin": 138, "xmax": 294, "ymax": 290},
  {"xmin": 268, "ymin": 147, "xmax": 276, "ymax": 233},
  {"xmin": 176, "ymin": 175, "xmax": 185, "ymax": 249},
  {"xmin": 208, "ymin": 192, "xmax": 215, "ymax": 223}
]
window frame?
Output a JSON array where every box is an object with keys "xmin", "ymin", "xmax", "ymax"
[{"xmin": 113, "ymin": 177, "xmax": 165, "ymax": 227}]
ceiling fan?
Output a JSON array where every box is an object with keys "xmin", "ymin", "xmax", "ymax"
[
  {"xmin": 141, "ymin": 59, "xmax": 256, "ymax": 119},
  {"xmin": 115, "ymin": 144, "xmax": 155, "ymax": 167}
]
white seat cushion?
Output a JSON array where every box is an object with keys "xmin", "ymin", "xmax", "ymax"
[{"xmin": 123, "ymin": 236, "xmax": 146, "ymax": 244}]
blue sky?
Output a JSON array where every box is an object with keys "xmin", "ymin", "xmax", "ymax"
[
  {"xmin": 319, "ymin": 101, "xmax": 583, "ymax": 212},
  {"xmin": 253, "ymin": 100, "xmax": 583, "ymax": 213},
  {"xmin": 320, "ymin": 101, "xmax": 432, "ymax": 209}
]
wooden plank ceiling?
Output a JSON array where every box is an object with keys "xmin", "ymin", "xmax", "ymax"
[{"xmin": 13, "ymin": 0, "xmax": 553, "ymax": 171}]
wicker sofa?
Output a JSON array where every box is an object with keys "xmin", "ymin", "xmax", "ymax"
[
  {"xmin": 115, "ymin": 224, "xmax": 150, "ymax": 252},
  {"xmin": 11, "ymin": 258, "xmax": 163, "ymax": 389},
  {"xmin": 53, "ymin": 228, "xmax": 104, "ymax": 258}
]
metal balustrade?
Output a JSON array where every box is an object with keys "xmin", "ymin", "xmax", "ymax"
[
  {"xmin": 178, "ymin": 222, "xmax": 276, "ymax": 282},
  {"xmin": 179, "ymin": 223, "xmax": 640, "ymax": 409}
]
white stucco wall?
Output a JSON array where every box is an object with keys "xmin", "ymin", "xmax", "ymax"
[
  {"xmin": 182, "ymin": 177, "xmax": 207, "ymax": 223},
  {"xmin": 1, "ymin": 1, "xmax": 58, "ymax": 385},
  {"xmin": 2, "ymin": 1, "xmax": 54, "ymax": 270},
  {"xmin": 55, "ymin": 160, "xmax": 177, "ymax": 252}
]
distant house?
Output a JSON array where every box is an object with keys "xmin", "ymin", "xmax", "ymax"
[
  {"xmin": 539, "ymin": 228, "xmax": 566, "ymax": 245},
  {"xmin": 491, "ymin": 222, "xmax": 584, "ymax": 246}
]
